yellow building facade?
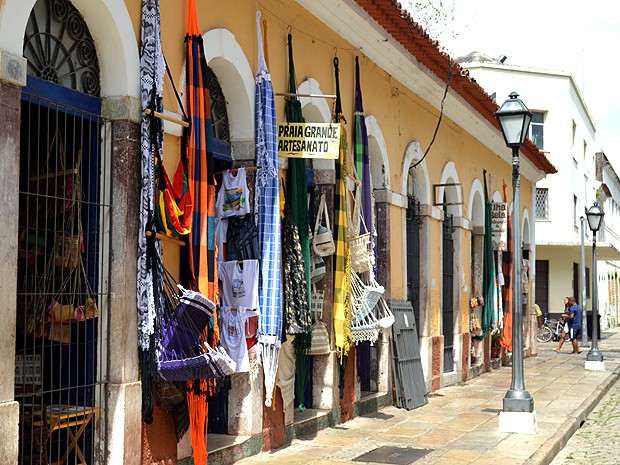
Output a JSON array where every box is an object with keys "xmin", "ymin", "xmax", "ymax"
[{"xmin": 0, "ymin": 0, "xmax": 554, "ymax": 464}]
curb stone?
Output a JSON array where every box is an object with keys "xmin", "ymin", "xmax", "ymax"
[{"xmin": 524, "ymin": 364, "xmax": 620, "ymax": 465}]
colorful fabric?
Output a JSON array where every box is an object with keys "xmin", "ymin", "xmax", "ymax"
[
  {"xmin": 187, "ymin": 380, "xmax": 208, "ymax": 465},
  {"xmin": 186, "ymin": 0, "xmax": 217, "ymax": 305},
  {"xmin": 254, "ymin": 11, "xmax": 282, "ymax": 408},
  {"xmin": 154, "ymin": 154, "xmax": 192, "ymax": 237},
  {"xmin": 282, "ymin": 218, "xmax": 311, "ymax": 334},
  {"xmin": 137, "ymin": 0, "xmax": 165, "ymax": 424},
  {"xmin": 184, "ymin": 2, "xmax": 219, "ymax": 461},
  {"xmin": 137, "ymin": 0, "xmax": 164, "ymax": 351},
  {"xmin": 481, "ymin": 170, "xmax": 497, "ymax": 335},
  {"xmin": 284, "ymin": 33, "xmax": 312, "ymax": 411},
  {"xmin": 333, "ymin": 57, "xmax": 353, "ymax": 361},
  {"xmin": 354, "ymin": 57, "xmax": 374, "ymax": 240},
  {"xmin": 285, "ymin": 33, "xmax": 312, "ymax": 308},
  {"xmin": 500, "ymin": 183, "xmax": 513, "ymax": 351}
]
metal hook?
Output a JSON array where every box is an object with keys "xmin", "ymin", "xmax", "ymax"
[{"xmin": 287, "ymin": 24, "xmax": 292, "ymax": 34}]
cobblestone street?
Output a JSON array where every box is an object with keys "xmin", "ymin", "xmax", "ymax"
[
  {"xmin": 228, "ymin": 331, "xmax": 620, "ymax": 465},
  {"xmin": 551, "ymin": 358, "xmax": 620, "ymax": 465}
]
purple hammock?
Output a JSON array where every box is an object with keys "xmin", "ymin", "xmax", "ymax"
[{"xmin": 156, "ymin": 286, "xmax": 235, "ymax": 381}]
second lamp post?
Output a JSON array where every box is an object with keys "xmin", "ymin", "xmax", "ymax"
[{"xmin": 585, "ymin": 202, "xmax": 605, "ymax": 370}]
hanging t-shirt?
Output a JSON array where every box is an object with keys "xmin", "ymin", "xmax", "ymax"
[
  {"xmin": 215, "ymin": 217, "xmax": 228, "ymax": 263},
  {"xmin": 218, "ymin": 306, "xmax": 256, "ymax": 373},
  {"xmin": 215, "ymin": 168, "xmax": 251, "ymax": 218},
  {"xmin": 218, "ymin": 259, "xmax": 259, "ymax": 309}
]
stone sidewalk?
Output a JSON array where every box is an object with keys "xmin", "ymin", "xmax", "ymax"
[{"xmin": 233, "ymin": 328, "xmax": 620, "ymax": 465}]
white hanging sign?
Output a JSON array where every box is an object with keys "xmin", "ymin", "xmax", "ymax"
[
  {"xmin": 278, "ymin": 123, "xmax": 340, "ymax": 159},
  {"xmin": 491, "ymin": 202, "xmax": 508, "ymax": 251}
]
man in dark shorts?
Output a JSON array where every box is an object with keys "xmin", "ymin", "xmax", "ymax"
[{"xmin": 555, "ymin": 297, "xmax": 582, "ymax": 354}]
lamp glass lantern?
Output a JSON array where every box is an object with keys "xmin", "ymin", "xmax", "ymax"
[
  {"xmin": 586, "ymin": 202, "xmax": 604, "ymax": 233},
  {"xmin": 495, "ymin": 92, "xmax": 533, "ymax": 148}
]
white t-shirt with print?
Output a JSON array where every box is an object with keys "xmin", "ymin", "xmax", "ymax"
[
  {"xmin": 215, "ymin": 168, "xmax": 251, "ymax": 218},
  {"xmin": 218, "ymin": 259, "xmax": 259, "ymax": 309},
  {"xmin": 218, "ymin": 306, "xmax": 256, "ymax": 373}
]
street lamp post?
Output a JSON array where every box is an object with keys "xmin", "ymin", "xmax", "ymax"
[
  {"xmin": 585, "ymin": 202, "xmax": 605, "ymax": 370},
  {"xmin": 580, "ymin": 216, "xmax": 588, "ymax": 349},
  {"xmin": 495, "ymin": 92, "xmax": 536, "ymax": 434}
]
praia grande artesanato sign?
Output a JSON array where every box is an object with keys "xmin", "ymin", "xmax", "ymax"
[
  {"xmin": 278, "ymin": 123, "xmax": 340, "ymax": 159},
  {"xmin": 491, "ymin": 202, "xmax": 507, "ymax": 251}
]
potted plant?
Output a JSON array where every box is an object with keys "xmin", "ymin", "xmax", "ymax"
[{"xmin": 491, "ymin": 328, "xmax": 502, "ymax": 359}]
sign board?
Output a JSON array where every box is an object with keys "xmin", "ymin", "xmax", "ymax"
[
  {"xmin": 491, "ymin": 202, "xmax": 508, "ymax": 251},
  {"xmin": 278, "ymin": 122, "xmax": 340, "ymax": 159}
]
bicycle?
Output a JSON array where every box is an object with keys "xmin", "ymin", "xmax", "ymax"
[{"xmin": 537, "ymin": 317, "xmax": 565, "ymax": 343}]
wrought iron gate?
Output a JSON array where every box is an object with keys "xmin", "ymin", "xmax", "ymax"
[
  {"xmin": 15, "ymin": 83, "xmax": 111, "ymax": 465},
  {"xmin": 406, "ymin": 196, "xmax": 421, "ymax": 337},
  {"xmin": 442, "ymin": 214, "xmax": 454, "ymax": 373},
  {"xmin": 390, "ymin": 300, "xmax": 427, "ymax": 410}
]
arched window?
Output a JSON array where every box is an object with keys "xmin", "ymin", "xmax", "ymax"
[
  {"xmin": 205, "ymin": 66, "xmax": 232, "ymax": 163},
  {"xmin": 23, "ymin": 0, "xmax": 100, "ymax": 96}
]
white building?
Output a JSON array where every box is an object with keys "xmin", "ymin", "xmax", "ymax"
[
  {"xmin": 459, "ymin": 52, "xmax": 620, "ymax": 330},
  {"xmin": 595, "ymin": 152, "xmax": 620, "ymax": 328}
]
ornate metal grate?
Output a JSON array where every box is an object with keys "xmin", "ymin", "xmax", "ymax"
[
  {"xmin": 205, "ymin": 66, "xmax": 230, "ymax": 143},
  {"xmin": 23, "ymin": 0, "xmax": 100, "ymax": 96},
  {"xmin": 535, "ymin": 187, "xmax": 549, "ymax": 220}
]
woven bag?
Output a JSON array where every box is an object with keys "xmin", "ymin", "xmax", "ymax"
[
  {"xmin": 348, "ymin": 186, "xmax": 375, "ymax": 273},
  {"xmin": 312, "ymin": 194, "xmax": 335, "ymax": 257},
  {"xmin": 309, "ymin": 321, "xmax": 330, "ymax": 355},
  {"xmin": 310, "ymin": 254, "xmax": 326, "ymax": 283},
  {"xmin": 349, "ymin": 232, "xmax": 372, "ymax": 273},
  {"xmin": 311, "ymin": 287, "xmax": 325, "ymax": 319}
]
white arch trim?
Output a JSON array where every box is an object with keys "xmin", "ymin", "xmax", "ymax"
[
  {"xmin": 468, "ymin": 178, "xmax": 485, "ymax": 227},
  {"xmin": 365, "ymin": 115, "xmax": 391, "ymax": 190},
  {"xmin": 298, "ymin": 78, "xmax": 333, "ymax": 170},
  {"xmin": 438, "ymin": 161, "xmax": 463, "ymax": 218},
  {"xmin": 202, "ymin": 28, "xmax": 255, "ymax": 140},
  {"xmin": 522, "ymin": 209, "xmax": 531, "ymax": 245},
  {"xmin": 298, "ymin": 78, "xmax": 331, "ymax": 122},
  {"xmin": 0, "ymin": 0, "xmax": 140, "ymax": 98},
  {"xmin": 401, "ymin": 141, "xmax": 430, "ymax": 205}
]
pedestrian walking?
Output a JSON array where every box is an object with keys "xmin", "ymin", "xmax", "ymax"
[
  {"xmin": 555, "ymin": 296, "xmax": 582, "ymax": 354},
  {"xmin": 534, "ymin": 302, "xmax": 543, "ymax": 327}
]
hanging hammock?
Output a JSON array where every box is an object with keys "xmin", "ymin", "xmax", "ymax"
[
  {"xmin": 154, "ymin": 148, "xmax": 192, "ymax": 237},
  {"xmin": 332, "ymin": 56, "xmax": 353, "ymax": 361},
  {"xmin": 137, "ymin": 0, "xmax": 167, "ymax": 424},
  {"xmin": 350, "ymin": 271, "xmax": 384, "ymax": 344},
  {"xmin": 284, "ymin": 33, "xmax": 312, "ymax": 413},
  {"xmin": 149, "ymin": 249, "xmax": 235, "ymax": 382},
  {"xmin": 254, "ymin": 11, "xmax": 282, "ymax": 408}
]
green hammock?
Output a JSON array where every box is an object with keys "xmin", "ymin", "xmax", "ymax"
[{"xmin": 285, "ymin": 33, "xmax": 312, "ymax": 412}]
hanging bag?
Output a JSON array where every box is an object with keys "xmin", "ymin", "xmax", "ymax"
[
  {"xmin": 349, "ymin": 189, "xmax": 374, "ymax": 273},
  {"xmin": 309, "ymin": 286, "xmax": 329, "ymax": 355},
  {"xmin": 312, "ymin": 194, "xmax": 335, "ymax": 257},
  {"xmin": 309, "ymin": 320, "xmax": 330, "ymax": 355},
  {"xmin": 30, "ymin": 129, "xmax": 80, "ymax": 218},
  {"xmin": 310, "ymin": 254, "xmax": 326, "ymax": 283}
]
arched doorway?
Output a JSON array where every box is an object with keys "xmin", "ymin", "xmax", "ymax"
[
  {"xmin": 407, "ymin": 186, "xmax": 422, "ymax": 337},
  {"xmin": 15, "ymin": 1, "xmax": 110, "ymax": 464},
  {"xmin": 442, "ymin": 197, "xmax": 455, "ymax": 373},
  {"xmin": 436, "ymin": 162, "xmax": 463, "ymax": 378}
]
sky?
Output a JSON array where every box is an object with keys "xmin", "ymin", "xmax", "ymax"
[{"xmin": 405, "ymin": 1, "xmax": 620, "ymax": 161}]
